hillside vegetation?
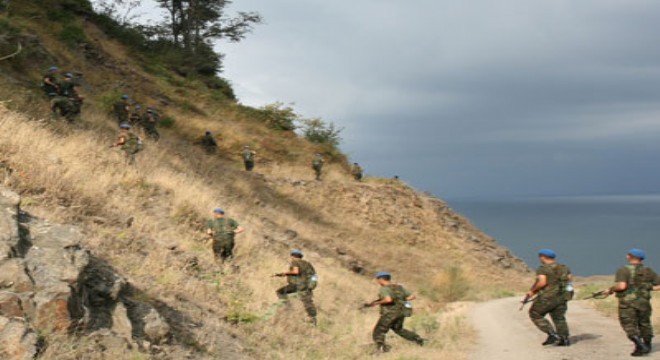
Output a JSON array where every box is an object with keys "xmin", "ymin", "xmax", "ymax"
[{"xmin": 0, "ymin": 2, "xmax": 530, "ymax": 359}]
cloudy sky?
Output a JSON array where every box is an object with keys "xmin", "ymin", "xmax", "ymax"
[{"xmin": 151, "ymin": 1, "xmax": 660, "ymax": 198}]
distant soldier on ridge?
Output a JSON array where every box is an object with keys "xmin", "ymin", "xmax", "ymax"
[
  {"xmin": 524, "ymin": 249, "xmax": 573, "ymax": 347},
  {"xmin": 351, "ymin": 162, "xmax": 363, "ymax": 181},
  {"xmin": 312, "ymin": 153, "xmax": 324, "ymax": 180},
  {"xmin": 602, "ymin": 248, "xmax": 660, "ymax": 357}
]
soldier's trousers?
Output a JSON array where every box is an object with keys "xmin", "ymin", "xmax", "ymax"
[
  {"xmin": 618, "ymin": 301, "xmax": 653, "ymax": 338},
  {"xmin": 244, "ymin": 161, "xmax": 254, "ymax": 171},
  {"xmin": 276, "ymin": 284, "xmax": 317, "ymax": 318},
  {"xmin": 373, "ymin": 312, "xmax": 421, "ymax": 347},
  {"xmin": 314, "ymin": 167, "xmax": 322, "ymax": 180},
  {"xmin": 529, "ymin": 297, "xmax": 569, "ymax": 336},
  {"xmin": 212, "ymin": 239, "xmax": 235, "ymax": 262}
]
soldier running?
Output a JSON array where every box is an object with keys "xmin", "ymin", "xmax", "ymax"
[
  {"xmin": 110, "ymin": 123, "xmax": 143, "ymax": 165},
  {"xmin": 274, "ymin": 250, "xmax": 318, "ymax": 325},
  {"xmin": 602, "ymin": 249, "xmax": 660, "ymax": 357},
  {"xmin": 206, "ymin": 208, "xmax": 243, "ymax": 263},
  {"xmin": 526, "ymin": 248, "xmax": 573, "ymax": 347},
  {"xmin": 365, "ymin": 271, "xmax": 424, "ymax": 353}
]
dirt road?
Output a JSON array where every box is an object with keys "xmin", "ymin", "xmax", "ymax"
[{"xmin": 468, "ymin": 297, "xmax": 657, "ymax": 360}]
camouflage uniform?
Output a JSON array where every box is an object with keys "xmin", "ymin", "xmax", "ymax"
[
  {"xmin": 529, "ymin": 263, "xmax": 571, "ymax": 338},
  {"xmin": 119, "ymin": 131, "xmax": 142, "ymax": 165},
  {"xmin": 201, "ymin": 134, "xmax": 218, "ymax": 153},
  {"xmin": 206, "ymin": 217, "xmax": 239, "ymax": 262},
  {"xmin": 276, "ymin": 259, "xmax": 317, "ymax": 319},
  {"xmin": 53, "ymin": 80, "xmax": 81, "ymax": 122},
  {"xmin": 351, "ymin": 164, "xmax": 363, "ymax": 181},
  {"xmin": 312, "ymin": 155, "xmax": 324, "ymax": 180},
  {"xmin": 242, "ymin": 149, "xmax": 255, "ymax": 171},
  {"xmin": 614, "ymin": 265, "xmax": 660, "ymax": 340},
  {"xmin": 113, "ymin": 100, "xmax": 130, "ymax": 124},
  {"xmin": 42, "ymin": 73, "xmax": 60, "ymax": 98},
  {"xmin": 373, "ymin": 284, "xmax": 423, "ymax": 351},
  {"xmin": 142, "ymin": 110, "xmax": 160, "ymax": 141}
]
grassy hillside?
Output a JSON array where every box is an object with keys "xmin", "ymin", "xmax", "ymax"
[{"xmin": 0, "ymin": 2, "xmax": 530, "ymax": 359}]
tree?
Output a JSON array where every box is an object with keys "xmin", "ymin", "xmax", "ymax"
[
  {"xmin": 299, "ymin": 118, "xmax": 343, "ymax": 147},
  {"xmin": 155, "ymin": 0, "xmax": 262, "ymax": 53}
]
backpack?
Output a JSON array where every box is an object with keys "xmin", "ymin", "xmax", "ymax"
[
  {"xmin": 299, "ymin": 260, "xmax": 318, "ymax": 290},
  {"xmin": 388, "ymin": 284, "xmax": 413, "ymax": 317}
]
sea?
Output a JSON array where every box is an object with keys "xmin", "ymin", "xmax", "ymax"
[{"xmin": 448, "ymin": 195, "xmax": 660, "ymax": 277}]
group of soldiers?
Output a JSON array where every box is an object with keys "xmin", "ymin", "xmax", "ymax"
[
  {"xmin": 204, "ymin": 206, "xmax": 424, "ymax": 353},
  {"xmin": 525, "ymin": 248, "xmax": 659, "ymax": 357},
  {"xmin": 108, "ymin": 94, "xmax": 164, "ymax": 165},
  {"xmin": 41, "ymin": 66, "xmax": 83, "ymax": 122}
]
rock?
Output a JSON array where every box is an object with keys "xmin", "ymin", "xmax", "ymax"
[
  {"xmin": 283, "ymin": 229, "xmax": 298, "ymax": 240},
  {"xmin": 0, "ymin": 185, "xmax": 21, "ymax": 260},
  {"xmin": 0, "ymin": 293, "xmax": 23, "ymax": 318},
  {"xmin": 0, "ymin": 259, "xmax": 32, "ymax": 292},
  {"xmin": 142, "ymin": 308, "xmax": 170, "ymax": 345},
  {"xmin": 0, "ymin": 316, "xmax": 38, "ymax": 360}
]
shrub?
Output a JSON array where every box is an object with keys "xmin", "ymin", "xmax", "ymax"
[
  {"xmin": 255, "ymin": 102, "xmax": 298, "ymax": 131},
  {"xmin": 299, "ymin": 118, "xmax": 343, "ymax": 147}
]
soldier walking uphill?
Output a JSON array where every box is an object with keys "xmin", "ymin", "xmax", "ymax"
[
  {"xmin": 601, "ymin": 249, "xmax": 660, "ymax": 357},
  {"xmin": 113, "ymin": 94, "xmax": 131, "ymax": 125},
  {"xmin": 525, "ymin": 248, "xmax": 573, "ymax": 347},
  {"xmin": 364, "ymin": 272, "xmax": 424, "ymax": 353},
  {"xmin": 141, "ymin": 107, "xmax": 161, "ymax": 141},
  {"xmin": 110, "ymin": 123, "xmax": 143, "ymax": 165},
  {"xmin": 206, "ymin": 208, "xmax": 244, "ymax": 263},
  {"xmin": 241, "ymin": 145, "xmax": 256, "ymax": 171},
  {"xmin": 312, "ymin": 153, "xmax": 324, "ymax": 180},
  {"xmin": 351, "ymin": 162, "xmax": 363, "ymax": 181},
  {"xmin": 52, "ymin": 73, "xmax": 83, "ymax": 122},
  {"xmin": 41, "ymin": 66, "xmax": 60, "ymax": 100},
  {"xmin": 274, "ymin": 250, "xmax": 318, "ymax": 325},
  {"xmin": 201, "ymin": 131, "xmax": 218, "ymax": 154}
]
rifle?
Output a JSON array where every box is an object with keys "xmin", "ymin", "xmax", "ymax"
[
  {"xmin": 519, "ymin": 294, "xmax": 537, "ymax": 311},
  {"xmin": 360, "ymin": 300, "xmax": 378, "ymax": 311},
  {"xmin": 582, "ymin": 290, "xmax": 609, "ymax": 300}
]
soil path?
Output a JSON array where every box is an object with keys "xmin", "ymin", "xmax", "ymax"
[{"xmin": 468, "ymin": 297, "xmax": 658, "ymax": 360}]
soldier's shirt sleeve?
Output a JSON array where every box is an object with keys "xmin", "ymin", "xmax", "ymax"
[
  {"xmin": 535, "ymin": 265, "xmax": 549, "ymax": 277},
  {"xmin": 229, "ymin": 219, "xmax": 239, "ymax": 230},
  {"xmin": 379, "ymin": 286, "xmax": 393, "ymax": 300},
  {"xmin": 402, "ymin": 286, "xmax": 412, "ymax": 298},
  {"xmin": 614, "ymin": 266, "xmax": 629, "ymax": 283},
  {"xmin": 206, "ymin": 220, "xmax": 213, "ymax": 230}
]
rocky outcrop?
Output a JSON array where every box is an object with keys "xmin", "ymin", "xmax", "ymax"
[{"xmin": 0, "ymin": 186, "xmax": 170, "ymax": 359}]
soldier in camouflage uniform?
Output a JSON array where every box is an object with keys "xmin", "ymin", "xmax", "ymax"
[
  {"xmin": 312, "ymin": 153, "xmax": 324, "ymax": 180},
  {"xmin": 351, "ymin": 162, "xmax": 363, "ymax": 181},
  {"xmin": 603, "ymin": 249, "xmax": 660, "ymax": 357},
  {"xmin": 110, "ymin": 123, "xmax": 143, "ymax": 165},
  {"xmin": 241, "ymin": 145, "xmax": 256, "ymax": 171},
  {"xmin": 526, "ymin": 248, "xmax": 573, "ymax": 346},
  {"xmin": 201, "ymin": 131, "xmax": 218, "ymax": 153},
  {"xmin": 112, "ymin": 94, "xmax": 131, "ymax": 125},
  {"xmin": 365, "ymin": 272, "xmax": 424, "ymax": 353},
  {"xmin": 275, "ymin": 250, "xmax": 318, "ymax": 325},
  {"xmin": 206, "ymin": 208, "xmax": 243, "ymax": 263}
]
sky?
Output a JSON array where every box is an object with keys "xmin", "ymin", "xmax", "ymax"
[{"xmin": 124, "ymin": 0, "xmax": 660, "ymax": 199}]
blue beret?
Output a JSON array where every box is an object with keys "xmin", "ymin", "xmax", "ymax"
[
  {"xmin": 48, "ymin": 66, "xmax": 58, "ymax": 71},
  {"xmin": 628, "ymin": 248, "xmax": 645, "ymax": 260},
  {"xmin": 375, "ymin": 271, "xmax": 391, "ymax": 279},
  {"xmin": 119, "ymin": 123, "xmax": 130, "ymax": 129},
  {"xmin": 64, "ymin": 73, "xmax": 74, "ymax": 78},
  {"xmin": 121, "ymin": 94, "xmax": 129, "ymax": 100},
  {"xmin": 538, "ymin": 248, "xmax": 556, "ymax": 259},
  {"xmin": 291, "ymin": 250, "xmax": 303, "ymax": 257},
  {"xmin": 213, "ymin": 208, "xmax": 225, "ymax": 214}
]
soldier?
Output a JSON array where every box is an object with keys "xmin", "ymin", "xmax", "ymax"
[
  {"xmin": 602, "ymin": 249, "xmax": 660, "ymax": 357},
  {"xmin": 129, "ymin": 105, "xmax": 143, "ymax": 127},
  {"xmin": 274, "ymin": 250, "xmax": 318, "ymax": 325},
  {"xmin": 241, "ymin": 145, "xmax": 256, "ymax": 171},
  {"xmin": 41, "ymin": 66, "xmax": 60, "ymax": 99},
  {"xmin": 110, "ymin": 123, "xmax": 143, "ymax": 165},
  {"xmin": 365, "ymin": 271, "xmax": 424, "ymax": 353},
  {"xmin": 53, "ymin": 73, "xmax": 83, "ymax": 122},
  {"xmin": 142, "ymin": 107, "xmax": 160, "ymax": 141},
  {"xmin": 112, "ymin": 94, "xmax": 131, "ymax": 125},
  {"xmin": 312, "ymin": 153, "xmax": 324, "ymax": 180},
  {"xmin": 351, "ymin": 162, "xmax": 363, "ymax": 181},
  {"xmin": 206, "ymin": 208, "xmax": 244, "ymax": 263},
  {"xmin": 525, "ymin": 249, "xmax": 572, "ymax": 347},
  {"xmin": 201, "ymin": 131, "xmax": 218, "ymax": 153}
]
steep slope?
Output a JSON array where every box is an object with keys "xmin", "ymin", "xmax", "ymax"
[{"xmin": 0, "ymin": 4, "xmax": 530, "ymax": 359}]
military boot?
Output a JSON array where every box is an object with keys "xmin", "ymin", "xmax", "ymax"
[
  {"xmin": 629, "ymin": 336, "xmax": 650, "ymax": 356},
  {"xmin": 542, "ymin": 332, "xmax": 560, "ymax": 346},
  {"xmin": 376, "ymin": 343, "xmax": 391, "ymax": 353},
  {"xmin": 415, "ymin": 337, "xmax": 427, "ymax": 346},
  {"xmin": 642, "ymin": 337, "xmax": 652, "ymax": 352},
  {"xmin": 556, "ymin": 336, "xmax": 570, "ymax": 346}
]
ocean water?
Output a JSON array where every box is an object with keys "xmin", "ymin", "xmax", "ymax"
[{"xmin": 448, "ymin": 195, "xmax": 660, "ymax": 276}]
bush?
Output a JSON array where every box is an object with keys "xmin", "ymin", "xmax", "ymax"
[
  {"xmin": 299, "ymin": 118, "xmax": 342, "ymax": 147},
  {"xmin": 159, "ymin": 115, "xmax": 176, "ymax": 128},
  {"xmin": 249, "ymin": 102, "xmax": 298, "ymax": 131},
  {"xmin": 421, "ymin": 266, "xmax": 472, "ymax": 303}
]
